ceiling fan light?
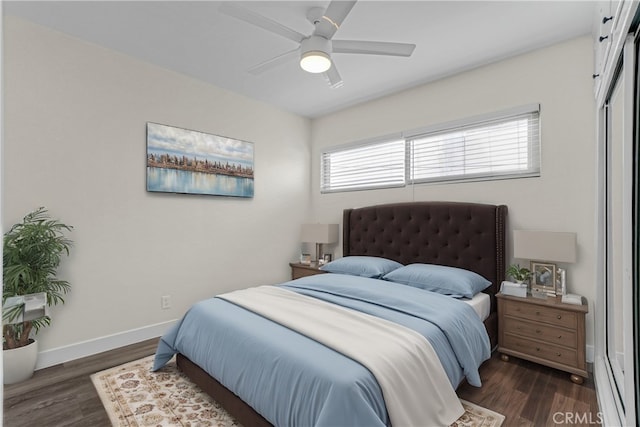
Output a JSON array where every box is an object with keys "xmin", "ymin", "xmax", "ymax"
[{"xmin": 300, "ymin": 51, "xmax": 331, "ymax": 73}]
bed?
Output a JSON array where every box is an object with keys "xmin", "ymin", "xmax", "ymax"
[{"xmin": 154, "ymin": 201, "xmax": 507, "ymax": 426}]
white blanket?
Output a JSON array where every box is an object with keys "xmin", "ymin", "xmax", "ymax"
[{"xmin": 220, "ymin": 285, "xmax": 464, "ymax": 426}]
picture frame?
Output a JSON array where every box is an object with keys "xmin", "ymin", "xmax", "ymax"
[
  {"xmin": 146, "ymin": 122, "xmax": 254, "ymax": 198},
  {"xmin": 323, "ymin": 254, "xmax": 333, "ymax": 264},
  {"xmin": 531, "ymin": 261, "xmax": 557, "ymax": 296}
]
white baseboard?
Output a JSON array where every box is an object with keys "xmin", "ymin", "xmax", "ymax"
[{"xmin": 35, "ymin": 319, "xmax": 177, "ymax": 370}]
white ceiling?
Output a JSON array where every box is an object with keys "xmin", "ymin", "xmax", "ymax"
[{"xmin": 4, "ymin": 1, "xmax": 596, "ymax": 118}]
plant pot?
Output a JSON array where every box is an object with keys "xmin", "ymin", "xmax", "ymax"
[{"xmin": 3, "ymin": 339, "xmax": 38, "ymax": 384}]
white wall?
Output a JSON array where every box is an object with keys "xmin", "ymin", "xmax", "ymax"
[
  {"xmin": 310, "ymin": 36, "xmax": 597, "ymax": 348},
  {"xmin": 3, "ymin": 17, "xmax": 311, "ymax": 362}
]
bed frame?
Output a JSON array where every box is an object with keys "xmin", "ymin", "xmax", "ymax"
[{"xmin": 177, "ymin": 201, "xmax": 507, "ymax": 427}]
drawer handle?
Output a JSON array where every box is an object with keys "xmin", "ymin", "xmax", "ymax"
[
  {"xmin": 536, "ymin": 329, "xmax": 541, "ymax": 334},
  {"xmin": 536, "ymin": 311, "xmax": 540, "ymax": 315},
  {"xmin": 557, "ymin": 335, "xmax": 562, "ymax": 339},
  {"xmin": 556, "ymin": 352, "xmax": 562, "ymax": 357},
  {"xmin": 536, "ymin": 347, "xmax": 540, "ymax": 352},
  {"xmin": 557, "ymin": 315, "xmax": 562, "ymax": 319}
]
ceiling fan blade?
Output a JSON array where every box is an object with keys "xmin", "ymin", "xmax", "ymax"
[
  {"xmin": 219, "ymin": 2, "xmax": 305, "ymax": 44},
  {"xmin": 332, "ymin": 40, "xmax": 416, "ymax": 57},
  {"xmin": 247, "ymin": 48, "xmax": 299, "ymax": 75},
  {"xmin": 323, "ymin": 64, "xmax": 344, "ymax": 89},
  {"xmin": 313, "ymin": 0, "xmax": 357, "ymax": 40}
]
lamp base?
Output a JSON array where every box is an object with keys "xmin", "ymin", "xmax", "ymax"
[{"xmin": 315, "ymin": 243, "xmax": 323, "ymax": 263}]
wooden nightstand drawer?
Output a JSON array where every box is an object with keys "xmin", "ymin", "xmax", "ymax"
[
  {"xmin": 503, "ymin": 299, "xmax": 577, "ymax": 329},
  {"xmin": 503, "ymin": 334, "xmax": 578, "ymax": 367},
  {"xmin": 503, "ymin": 318, "xmax": 577, "ymax": 348},
  {"xmin": 290, "ymin": 263, "xmax": 326, "ymax": 280}
]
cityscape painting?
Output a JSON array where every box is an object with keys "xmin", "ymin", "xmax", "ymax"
[{"xmin": 146, "ymin": 123, "xmax": 254, "ymax": 198}]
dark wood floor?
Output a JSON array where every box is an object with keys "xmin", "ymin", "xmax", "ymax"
[
  {"xmin": 4, "ymin": 341, "xmax": 599, "ymax": 427},
  {"xmin": 4, "ymin": 339, "xmax": 158, "ymax": 427},
  {"xmin": 457, "ymin": 356, "xmax": 600, "ymax": 427}
]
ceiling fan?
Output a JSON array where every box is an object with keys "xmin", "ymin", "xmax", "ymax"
[{"xmin": 219, "ymin": 1, "xmax": 416, "ymax": 89}]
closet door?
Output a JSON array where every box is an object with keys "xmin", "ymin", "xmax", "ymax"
[
  {"xmin": 601, "ymin": 34, "xmax": 637, "ymax": 426},
  {"xmin": 604, "ymin": 63, "xmax": 626, "ymax": 409},
  {"xmin": 633, "ymin": 30, "xmax": 640, "ymax": 422}
]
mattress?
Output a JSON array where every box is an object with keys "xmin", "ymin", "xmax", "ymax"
[{"xmin": 463, "ymin": 291, "xmax": 491, "ymax": 321}]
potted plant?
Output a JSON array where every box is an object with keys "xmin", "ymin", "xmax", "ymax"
[
  {"xmin": 506, "ymin": 263, "xmax": 531, "ymax": 284},
  {"xmin": 3, "ymin": 207, "xmax": 73, "ymax": 384}
]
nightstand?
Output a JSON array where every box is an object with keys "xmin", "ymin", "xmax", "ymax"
[
  {"xmin": 497, "ymin": 293, "xmax": 588, "ymax": 384},
  {"xmin": 289, "ymin": 262, "xmax": 326, "ymax": 280}
]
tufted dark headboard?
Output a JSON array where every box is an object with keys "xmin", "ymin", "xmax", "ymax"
[{"xmin": 343, "ymin": 201, "xmax": 507, "ymax": 347}]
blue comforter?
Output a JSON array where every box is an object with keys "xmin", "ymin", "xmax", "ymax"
[{"xmin": 154, "ymin": 273, "xmax": 490, "ymax": 427}]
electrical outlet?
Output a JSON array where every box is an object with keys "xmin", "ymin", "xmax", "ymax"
[{"xmin": 161, "ymin": 295, "xmax": 171, "ymax": 309}]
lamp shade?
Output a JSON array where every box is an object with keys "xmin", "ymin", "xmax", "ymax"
[
  {"xmin": 513, "ymin": 230, "xmax": 577, "ymax": 263},
  {"xmin": 301, "ymin": 223, "xmax": 339, "ymax": 244}
]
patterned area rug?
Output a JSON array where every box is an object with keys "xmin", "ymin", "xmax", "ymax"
[{"xmin": 91, "ymin": 355, "xmax": 505, "ymax": 427}]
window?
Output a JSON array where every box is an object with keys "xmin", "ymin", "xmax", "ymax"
[
  {"xmin": 320, "ymin": 105, "xmax": 540, "ymax": 192},
  {"xmin": 321, "ymin": 136, "xmax": 405, "ymax": 192},
  {"xmin": 408, "ymin": 107, "xmax": 540, "ymax": 183}
]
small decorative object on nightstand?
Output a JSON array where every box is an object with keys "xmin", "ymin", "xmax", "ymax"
[
  {"xmin": 502, "ymin": 264, "xmax": 531, "ymax": 297},
  {"xmin": 289, "ymin": 262, "xmax": 327, "ymax": 280},
  {"xmin": 497, "ymin": 292, "xmax": 588, "ymax": 384}
]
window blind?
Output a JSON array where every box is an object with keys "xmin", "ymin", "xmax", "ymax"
[
  {"xmin": 321, "ymin": 137, "xmax": 405, "ymax": 192},
  {"xmin": 320, "ymin": 105, "xmax": 540, "ymax": 193},
  {"xmin": 409, "ymin": 108, "xmax": 540, "ymax": 184}
]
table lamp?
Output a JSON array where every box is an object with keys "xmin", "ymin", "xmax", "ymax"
[{"xmin": 301, "ymin": 223, "xmax": 339, "ymax": 263}]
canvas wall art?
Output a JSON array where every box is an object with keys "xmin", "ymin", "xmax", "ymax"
[{"xmin": 146, "ymin": 123, "xmax": 254, "ymax": 198}]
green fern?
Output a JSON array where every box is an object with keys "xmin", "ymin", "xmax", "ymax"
[{"xmin": 3, "ymin": 207, "xmax": 73, "ymax": 349}]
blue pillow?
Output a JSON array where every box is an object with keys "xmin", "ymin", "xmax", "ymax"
[
  {"xmin": 382, "ymin": 263, "xmax": 491, "ymax": 298},
  {"xmin": 320, "ymin": 256, "xmax": 403, "ymax": 279}
]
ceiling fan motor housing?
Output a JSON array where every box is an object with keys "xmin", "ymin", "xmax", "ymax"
[{"xmin": 301, "ymin": 36, "xmax": 332, "ymax": 57}]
